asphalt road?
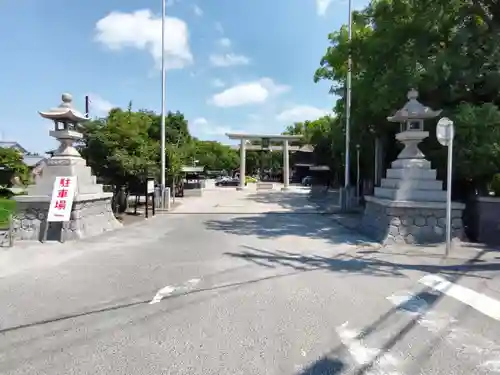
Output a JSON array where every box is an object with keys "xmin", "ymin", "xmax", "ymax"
[{"xmin": 1, "ymin": 188, "xmax": 500, "ymax": 374}]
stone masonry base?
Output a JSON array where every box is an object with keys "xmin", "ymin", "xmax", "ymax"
[
  {"xmin": 360, "ymin": 199, "xmax": 465, "ymax": 245},
  {"xmin": 13, "ymin": 197, "xmax": 122, "ymax": 242}
]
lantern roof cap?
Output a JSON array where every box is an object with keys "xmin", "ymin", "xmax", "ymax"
[
  {"xmin": 387, "ymin": 89, "xmax": 442, "ymax": 122},
  {"xmin": 39, "ymin": 93, "xmax": 89, "ymax": 122}
]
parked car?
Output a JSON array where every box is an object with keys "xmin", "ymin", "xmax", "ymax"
[
  {"xmin": 215, "ymin": 178, "xmax": 246, "ymax": 187},
  {"xmin": 302, "ymin": 176, "xmax": 313, "ymax": 186}
]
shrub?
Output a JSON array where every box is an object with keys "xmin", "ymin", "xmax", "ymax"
[
  {"xmin": 0, "ymin": 186, "xmax": 14, "ymax": 199},
  {"xmin": 490, "ymin": 174, "xmax": 500, "ymax": 196}
]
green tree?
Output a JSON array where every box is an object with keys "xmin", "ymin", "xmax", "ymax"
[
  {"xmin": 145, "ymin": 110, "xmax": 192, "ymax": 146},
  {"xmin": 81, "ymin": 106, "xmax": 159, "ymax": 189},
  {"xmin": 314, "ymin": 0, "xmax": 500, "ymax": 193},
  {"xmin": 0, "ymin": 147, "xmax": 29, "ymax": 185},
  {"xmin": 186, "ymin": 141, "xmax": 239, "ymax": 171}
]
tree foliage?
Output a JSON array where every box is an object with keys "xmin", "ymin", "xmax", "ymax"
[
  {"xmin": 0, "ymin": 147, "xmax": 29, "ymax": 184},
  {"xmin": 80, "ymin": 105, "xmax": 240, "ymax": 188},
  {"xmin": 312, "ymin": 0, "xmax": 500, "ymax": 192}
]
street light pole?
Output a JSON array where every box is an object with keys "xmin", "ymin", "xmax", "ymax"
[
  {"xmin": 343, "ymin": 0, "xmax": 353, "ymax": 209},
  {"xmin": 160, "ymin": 0, "xmax": 167, "ymax": 208}
]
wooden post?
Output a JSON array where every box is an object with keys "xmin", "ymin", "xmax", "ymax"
[
  {"xmin": 145, "ymin": 187, "xmax": 149, "ymax": 219},
  {"xmin": 152, "ymin": 189, "xmax": 156, "ymax": 216}
]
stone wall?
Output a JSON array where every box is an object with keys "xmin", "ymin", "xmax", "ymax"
[
  {"xmin": 13, "ymin": 197, "xmax": 121, "ymax": 242},
  {"xmin": 360, "ymin": 200, "xmax": 464, "ymax": 245},
  {"xmin": 67, "ymin": 198, "xmax": 122, "ymax": 240},
  {"xmin": 12, "ymin": 201, "xmax": 50, "ymax": 242}
]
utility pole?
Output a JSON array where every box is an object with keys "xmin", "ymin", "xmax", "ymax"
[
  {"xmin": 342, "ymin": 0, "xmax": 353, "ymax": 210},
  {"xmin": 160, "ymin": 0, "xmax": 167, "ymax": 208}
]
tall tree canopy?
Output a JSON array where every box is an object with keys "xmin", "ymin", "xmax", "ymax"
[
  {"xmin": 313, "ymin": 0, "xmax": 500, "ymax": 192},
  {"xmin": 80, "ymin": 105, "xmax": 240, "ymax": 188}
]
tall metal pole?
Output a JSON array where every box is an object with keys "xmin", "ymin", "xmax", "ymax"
[
  {"xmin": 343, "ymin": 0, "xmax": 353, "ymax": 207},
  {"xmin": 160, "ymin": 0, "xmax": 167, "ymax": 208}
]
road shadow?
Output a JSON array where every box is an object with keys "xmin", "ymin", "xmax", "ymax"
[
  {"xmin": 204, "ymin": 211, "xmax": 374, "ymax": 247},
  {"xmin": 224, "ymin": 245, "xmax": 499, "ymax": 279},
  {"xmin": 296, "ymin": 357, "xmax": 345, "ymax": 374},
  {"xmin": 290, "ymin": 246, "xmax": 493, "ymax": 374},
  {"xmin": 245, "ymin": 191, "xmax": 339, "ymax": 213}
]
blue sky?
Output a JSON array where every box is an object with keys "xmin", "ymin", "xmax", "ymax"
[{"xmin": 0, "ymin": 0, "xmax": 368, "ymax": 154}]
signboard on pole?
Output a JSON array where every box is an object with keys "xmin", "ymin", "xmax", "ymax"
[
  {"xmin": 436, "ymin": 117, "xmax": 454, "ymax": 147},
  {"xmin": 436, "ymin": 117, "xmax": 455, "ymax": 256},
  {"xmin": 47, "ymin": 176, "xmax": 77, "ymax": 222},
  {"xmin": 147, "ymin": 179, "xmax": 155, "ymax": 194}
]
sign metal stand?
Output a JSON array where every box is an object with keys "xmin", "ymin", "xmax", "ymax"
[{"xmin": 436, "ymin": 117, "xmax": 455, "ymax": 256}]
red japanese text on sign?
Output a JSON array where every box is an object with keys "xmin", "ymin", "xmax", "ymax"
[
  {"xmin": 54, "ymin": 200, "xmax": 67, "ymax": 210},
  {"xmin": 48, "ymin": 176, "xmax": 77, "ymax": 222},
  {"xmin": 59, "ymin": 178, "xmax": 71, "ymax": 188},
  {"xmin": 57, "ymin": 188, "xmax": 69, "ymax": 198}
]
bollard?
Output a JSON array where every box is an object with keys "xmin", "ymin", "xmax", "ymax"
[{"xmin": 165, "ymin": 187, "xmax": 171, "ymax": 211}]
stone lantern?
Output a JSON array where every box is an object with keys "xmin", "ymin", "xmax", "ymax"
[
  {"xmin": 387, "ymin": 89, "xmax": 441, "ymax": 168},
  {"xmin": 360, "ymin": 89, "xmax": 465, "ymax": 245},
  {"xmin": 13, "ymin": 93, "xmax": 122, "ymax": 242},
  {"xmin": 40, "ymin": 93, "xmax": 87, "ymax": 158}
]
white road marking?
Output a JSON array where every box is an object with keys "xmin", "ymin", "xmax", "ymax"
[
  {"xmin": 387, "ymin": 289, "xmax": 500, "ymax": 373},
  {"xmin": 336, "ymin": 321, "xmax": 401, "ymax": 375},
  {"xmin": 419, "ymin": 274, "xmax": 500, "ymax": 321},
  {"xmin": 149, "ymin": 278, "xmax": 201, "ymax": 305},
  {"xmin": 149, "ymin": 286, "xmax": 176, "ymax": 304}
]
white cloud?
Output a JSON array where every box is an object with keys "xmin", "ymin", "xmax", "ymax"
[
  {"xmin": 87, "ymin": 93, "xmax": 115, "ymax": 116},
  {"xmin": 218, "ymin": 38, "xmax": 231, "ymax": 47},
  {"xmin": 209, "ymin": 53, "xmax": 250, "ymax": 67},
  {"xmin": 95, "ymin": 9, "xmax": 193, "ymax": 70},
  {"xmin": 210, "ymin": 78, "xmax": 290, "ymax": 108},
  {"xmin": 191, "ymin": 117, "xmax": 238, "ymax": 137},
  {"xmin": 215, "ymin": 22, "xmax": 224, "ymax": 33},
  {"xmin": 192, "ymin": 4, "xmax": 203, "ymax": 16},
  {"xmin": 276, "ymin": 105, "xmax": 330, "ymax": 122},
  {"xmin": 211, "ymin": 78, "xmax": 225, "ymax": 88},
  {"xmin": 166, "ymin": 0, "xmax": 182, "ymax": 6},
  {"xmin": 316, "ymin": 0, "xmax": 333, "ymax": 15},
  {"xmin": 192, "ymin": 117, "xmax": 208, "ymax": 126}
]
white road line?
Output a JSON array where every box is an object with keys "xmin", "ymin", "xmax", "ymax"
[
  {"xmin": 419, "ymin": 274, "xmax": 500, "ymax": 321},
  {"xmin": 336, "ymin": 321, "xmax": 401, "ymax": 375},
  {"xmin": 149, "ymin": 286, "xmax": 176, "ymax": 304},
  {"xmin": 387, "ymin": 290, "xmax": 500, "ymax": 373},
  {"xmin": 149, "ymin": 278, "xmax": 201, "ymax": 305}
]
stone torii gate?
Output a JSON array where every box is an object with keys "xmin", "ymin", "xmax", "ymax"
[{"xmin": 226, "ymin": 133, "xmax": 303, "ymax": 191}]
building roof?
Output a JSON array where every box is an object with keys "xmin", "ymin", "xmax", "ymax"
[
  {"xmin": 0, "ymin": 141, "xmax": 28, "ymax": 154},
  {"xmin": 23, "ymin": 155, "xmax": 45, "ymax": 167},
  {"xmin": 0, "ymin": 141, "xmax": 46, "ymax": 167}
]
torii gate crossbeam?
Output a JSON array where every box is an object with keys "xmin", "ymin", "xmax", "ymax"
[{"xmin": 226, "ymin": 133, "xmax": 303, "ymax": 190}]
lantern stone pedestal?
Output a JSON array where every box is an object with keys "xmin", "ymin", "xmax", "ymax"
[
  {"xmin": 360, "ymin": 89, "xmax": 465, "ymax": 245},
  {"xmin": 12, "ymin": 93, "xmax": 122, "ymax": 242}
]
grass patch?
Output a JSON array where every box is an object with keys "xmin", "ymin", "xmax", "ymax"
[{"xmin": 0, "ymin": 198, "xmax": 15, "ymax": 229}]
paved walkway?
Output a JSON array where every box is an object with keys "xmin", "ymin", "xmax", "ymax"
[
  {"xmin": 171, "ymin": 184, "xmax": 319, "ymax": 214},
  {"xmin": 1, "ymin": 187, "xmax": 500, "ymax": 375}
]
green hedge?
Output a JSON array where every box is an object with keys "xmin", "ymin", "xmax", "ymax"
[{"xmin": 0, "ymin": 198, "xmax": 15, "ymax": 229}]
